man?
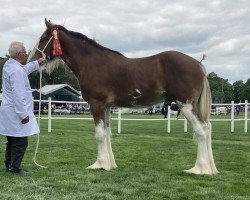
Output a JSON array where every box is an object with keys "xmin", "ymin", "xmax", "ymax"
[
  {"xmin": 0, "ymin": 41, "xmax": 45, "ymax": 175},
  {"xmin": 161, "ymin": 101, "xmax": 168, "ymax": 118}
]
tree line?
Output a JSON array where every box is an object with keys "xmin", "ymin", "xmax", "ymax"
[{"xmin": 0, "ymin": 56, "xmax": 249, "ymax": 103}]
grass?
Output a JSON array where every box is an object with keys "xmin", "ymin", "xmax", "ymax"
[{"xmin": 0, "ymin": 114, "xmax": 249, "ymax": 200}]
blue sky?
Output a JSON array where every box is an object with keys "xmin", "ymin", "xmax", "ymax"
[{"xmin": 0, "ymin": 0, "xmax": 249, "ymax": 83}]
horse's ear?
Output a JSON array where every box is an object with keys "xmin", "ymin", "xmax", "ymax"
[{"xmin": 45, "ymin": 18, "xmax": 52, "ymax": 30}]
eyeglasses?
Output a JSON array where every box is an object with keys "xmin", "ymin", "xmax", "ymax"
[
  {"xmin": 19, "ymin": 51, "xmax": 27, "ymax": 54},
  {"xmin": 16, "ymin": 51, "xmax": 27, "ymax": 56}
]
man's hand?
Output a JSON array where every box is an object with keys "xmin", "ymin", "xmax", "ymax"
[
  {"xmin": 21, "ymin": 116, "xmax": 29, "ymax": 124},
  {"xmin": 38, "ymin": 57, "xmax": 46, "ymax": 65}
]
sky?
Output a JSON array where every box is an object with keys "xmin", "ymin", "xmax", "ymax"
[{"xmin": 0, "ymin": 0, "xmax": 249, "ymax": 83}]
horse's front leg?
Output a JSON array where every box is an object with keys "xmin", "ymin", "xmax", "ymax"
[
  {"xmin": 86, "ymin": 105, "xmax": 117, "ymax": 170},
  {"xmin": 105, "ymin": 107, "xmax": 117, "ymax": 169}
]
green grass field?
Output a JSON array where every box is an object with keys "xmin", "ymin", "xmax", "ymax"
[{"xmin": 0, "ymin": 114, "xmax": 249, "ymax": 200}]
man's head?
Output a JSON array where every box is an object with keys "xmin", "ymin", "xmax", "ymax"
[{"xmin": 8, "ymin": 41, "xmax": 27, "ymax": 64}]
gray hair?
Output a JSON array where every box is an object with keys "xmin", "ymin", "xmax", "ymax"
[{"xmin": 8, "ymin": 41, "xmax": 25, "ymax": 58}]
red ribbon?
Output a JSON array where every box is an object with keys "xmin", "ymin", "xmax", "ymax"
[{"xmin": 52, "ymin": 29, "xmax": 62, "ymax": 56}]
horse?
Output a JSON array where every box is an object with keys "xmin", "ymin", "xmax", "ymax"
[{"xmin": 28, "ymin": 19, "xmax": 218, "ymax": 175}]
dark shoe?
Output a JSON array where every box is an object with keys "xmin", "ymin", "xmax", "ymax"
[
  {"xmin": 10, "ymin": 169, "xmax": 30, "ymax": 175},
  {"xmin": 5, "ymin": 168, "xmax": 10, "ymax": 172}
]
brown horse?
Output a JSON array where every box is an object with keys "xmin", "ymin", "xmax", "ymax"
[{"xmin": 28, "ymin": 19, "xmax": 218, "ymax": 174}]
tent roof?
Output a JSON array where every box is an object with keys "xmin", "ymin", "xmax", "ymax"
[{"xmin": 39, "ymin": 84, "xmax": 80, "ymax": 96}]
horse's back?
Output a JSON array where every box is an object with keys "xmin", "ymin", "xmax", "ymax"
[{"xmin": 118, "ymin": 50, "xmax": 206, "ymax": 104}]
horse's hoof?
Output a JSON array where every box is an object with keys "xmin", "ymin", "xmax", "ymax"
[
  {"xmin": 86, "ymin": 162, "xmax": 102, "ymax": 170},
  {"xmin": 86, "ymin": 161, "xmax": 117, "ymax": 171},
  {"xmin": 112, "ymin": 164, "xmax": 118, "ymax": 169},
  {"xmin": 184, "ymin": 165, "xmax": 218, "ymax": 175},
  {"xmin": 184, "ymin": 167, "xmax": 202, "ymax": 174}
]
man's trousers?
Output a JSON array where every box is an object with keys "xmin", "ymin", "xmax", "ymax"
[{"xmin": 4, "ymin": 136, "xmax": 28, "ymax": 172}]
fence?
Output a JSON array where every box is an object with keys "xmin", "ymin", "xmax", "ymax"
[
  {"xmin": 0, "ymin": 97, "xmax": 249, "ymax": 133},
  {"xmin": 35, "ymin": 98, "xmax": 250, "ymax": 133},
  {"xmin": 115, "ymin": 101, "xmax": 249, "ymax": 134}
]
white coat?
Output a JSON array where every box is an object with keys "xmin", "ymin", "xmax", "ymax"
[{"xmin": 0, "ymin": 58, "xmax": 40, "ymax": 137}]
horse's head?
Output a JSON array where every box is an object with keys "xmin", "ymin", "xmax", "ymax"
[{"xmin": 27, "ymin": 19, "xmax": 61, "ymax": 63}]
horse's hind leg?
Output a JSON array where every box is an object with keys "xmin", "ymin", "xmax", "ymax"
[
  {"xmin": 179, "ymin": 102, "xmax": 217, "ymax": 174},
  {"xmin": 203, "ymin": 122, "xmax": 218, "ymax": 174}
]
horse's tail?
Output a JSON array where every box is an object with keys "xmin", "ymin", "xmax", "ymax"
[{"xmin": 198, "ymin": 64, "xmax": 211, "ymax": 122}]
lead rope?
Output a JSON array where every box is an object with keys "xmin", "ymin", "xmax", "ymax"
[
  {"xmin": 32, "ymin": 36, "xmax": 53, "ymax": 169},
  {"xmin": 32, "ymin": 62, "xmax": 47, "ymax": 168}
]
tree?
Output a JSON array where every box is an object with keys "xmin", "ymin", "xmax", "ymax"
[
  {"xmin": 29, "ymin": 62, "xmax": 80, "ymax": 90},
  {"xmin": 207, "ymin": 72, "xmax": 223, "ymax": 96},
  {"xmin": 0, "ymin": 56, "xmax": 80, "ymax": 91},
  {"xmin": 207, "ymin": 72, "xmax": 233, "ymax": 103},
  {"xmin": 233, "ymin": 80, "xmax": 244, "ymax": 103},
  {"xmin": 241, "ymin": 78, "xmax": 250, "ymax": 101}
]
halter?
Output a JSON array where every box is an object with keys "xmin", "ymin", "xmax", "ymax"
[
  {"xmin": 35, "ymin": 36, "xmax": 53, "ymax": 58},
  {"xmin": 35, "ymin": 28, "xmax": 63, "ymax": 59}
]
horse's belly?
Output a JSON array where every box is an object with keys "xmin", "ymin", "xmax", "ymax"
[{"xmin": 115, "ymin": 91, "xmax": 166, "ymax": 108}]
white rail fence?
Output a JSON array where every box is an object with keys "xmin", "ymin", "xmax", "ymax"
[
  {"xmin": 0, "ymin": 97, "xmax": 249, "ymax": 133},
  {"xmin": 35, "ymin": 98, "xmax": 250, "ymax": 133}
]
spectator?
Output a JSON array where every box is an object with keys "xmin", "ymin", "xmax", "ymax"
[
  {"xmin": 148, "ymin": 106, "xmax": 153, "ymax": 115},
  {"xmin": 236, "ymin": 105, "xmax": 240, "ymax": 115},
  {"xmin": 161, "ymin": 101, "xmax": 168, "ymax": 118}
]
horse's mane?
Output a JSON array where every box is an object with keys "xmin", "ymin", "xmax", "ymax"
[{"xmin": 56, "ymin": 25, "xmax": 123, "ymax": 56}]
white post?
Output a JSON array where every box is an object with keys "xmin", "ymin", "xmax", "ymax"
[
  {"xmin": 48, "ymin": 97, "xmax": 52, "ymax": 133},
  {"xmin": 184, "ymin": 117, "xmax": 187, "ymax": 133},
  {"xmin": 118, "ymin": 108, "xmax": 121, "ymax": 134},
  {"xmin": 231, "ymin": 101, "xmax": 234, "ymax": 133},
  {"xmin": 167, "ymin": 106, "xmax": 171, "ymax": 133},
  {"xmin": 244, "ymin": 100, "xmax": 248, "ymax": 133}
]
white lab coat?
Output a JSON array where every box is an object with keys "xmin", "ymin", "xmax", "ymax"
[{"xmin": 0, "ymin": 58, "xmax": 40, "ymax": 137}]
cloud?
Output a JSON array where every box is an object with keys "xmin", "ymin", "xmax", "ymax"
[{"xmin": 0, "ymin": 0, "xmax": 249, "ymax": 83}]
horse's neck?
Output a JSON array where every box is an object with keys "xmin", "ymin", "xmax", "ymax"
[
  {"xmin": 59, "ymin": 37, "xmax": 89, "ymax": 75},
  {"xmin": 59, "ymin": 32, "xmax": 127, "ymax": 92},
  {"xmin": 60, "ymin": 35, "xmax": 121, "ymax": 75}
]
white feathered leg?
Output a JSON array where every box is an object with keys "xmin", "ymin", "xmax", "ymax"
[
  {"xmin": 181, "ymin": 103, "xmax": 216, "ymax": 174},
  {"xmin": 203, "ymin": 122, "xmax": 219, "ymax": 174},
  {"xmin": 105, "ymin": 108, "xmax": 117, "ymax": 169},
  {"xmin": 86, "ymin": 120, "xmax": 111, "ymax": 170},
  {"xmin": 86, "ymin": 108, "xmax": 117, "ymax": 170}
]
